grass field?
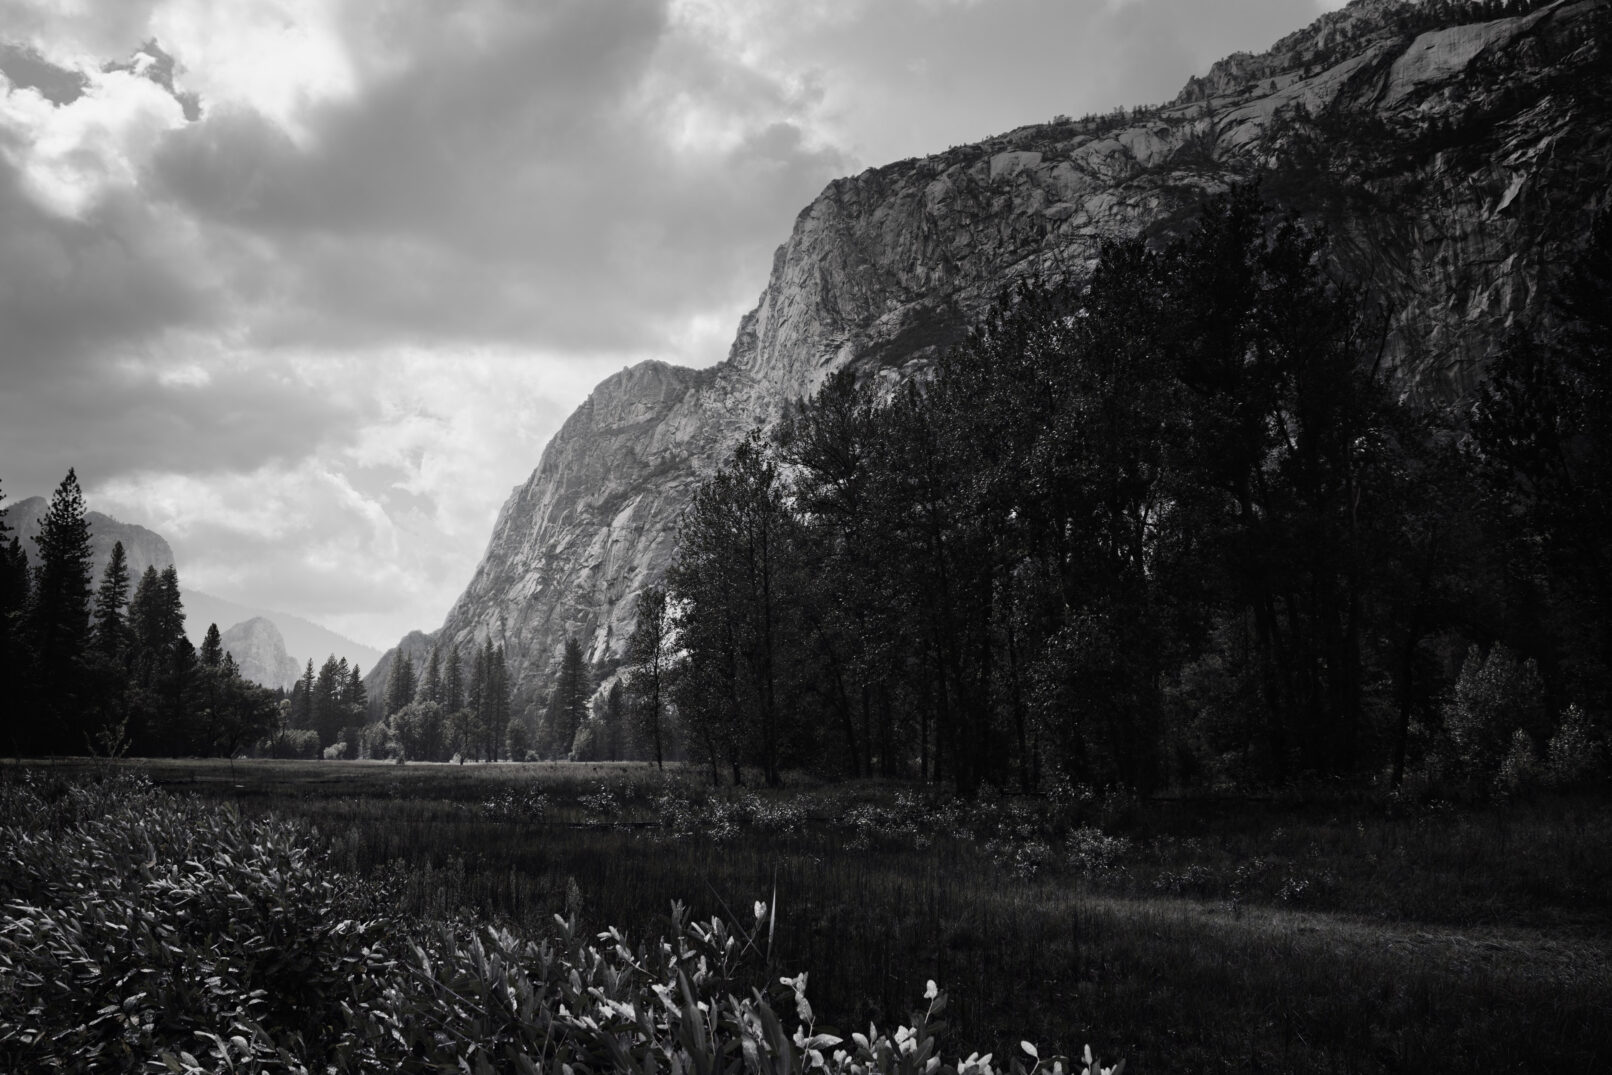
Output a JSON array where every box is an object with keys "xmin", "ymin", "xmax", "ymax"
[{"xmin": 8, "ymin": 757, "xmax": 1610, "ymax": 1073}]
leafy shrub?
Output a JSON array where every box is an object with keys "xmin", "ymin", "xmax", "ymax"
[
  {"xmin": 1545, "ymin": 705, "xmax": 1604, "ymax": 788},
  {"xmin": 263, "ymin": 729, "xmax": 321, "ymax": 759},
  {"xmin": 0, "ymin": 772, "xmax": 1124, "ymax": 1075},
  {"xmin": 481, "ymin": 785, "xmax": 549, "ymax": 822},
  {"xmin": 579, "ymin": 781, "xmax": 621, "ymax": 818},
  {"xmin": 362, "ymin": 720, "xmax": 401, "ymax": 760},
  {"xmin": 1153, "ymin": 864, "xmax": 1215, "ymax": 897},
  {"xmin": 1494, "ymin": 728, "xmax": 1543, "ymax": 798},
  {"xmin": 1066, "ymin": 828, "xmax": 1131, "ymax": 874},
  {"xmin": 0, "ymin": 773, "xmax": 397, "ymax": 1072},
  {"xmin": 1442, "ymin": 644, "xmax": 1545, "ymax": 781}
]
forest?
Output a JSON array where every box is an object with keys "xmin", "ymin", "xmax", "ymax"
[
  {"xmin": 650, "ymin": 187, "xmax": 1610, "ymax": 798},
  {"xmin": 2, "ymin": 187, "xmax": 1607, "ymax": 807},
  {"xmin": 2, "ymin": 187, "xmax": 1608, "ymax": 1075}
]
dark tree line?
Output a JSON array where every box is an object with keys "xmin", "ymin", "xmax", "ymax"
[
  {"xmin": 367, "ymin": 638, "xmax": 516, "ymax": 762},
  {"xmin": 0, "ymin": 470, "xmax": 280, "ymax": 758},
  {"xmin": 654, "ymin": 188, "xmax": 1610, "ymax": 794}
]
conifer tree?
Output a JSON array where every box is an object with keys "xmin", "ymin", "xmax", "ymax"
[
  {"xmin": 290, "ymin": 659, "xmax": 315, "ymax": 730},
  {"xmin": 30, "ymin": 469, "xmax": 96, "ymax": 752},
  {"xmin": 422, "ymin": 647, "xmax": 443, "ymax": 704},
  {"xmin": 467, "ymin": 645, "xmax": 486, "ymax": 759},
  {"xmin": 346, "ymin": 664, "xmax": 368, "ymax": 719},
  {"xmin": 199, "ymin": 623, "xmax": 223, "ymax": 668},
  {"xmin": 542, "ymin": 638, "xmax": 587, "ymax": 761},
  {"xmin": 481, "ymin": 641, "xmax": 512, "ymax": 761},
  {"xmin": 0, "ymin": 482, "xmax": 33, "ymax": 755},
  {"xmin": 601, "ymin": 680, "xmax": 626, "ymax": 761},
  {"xmin": 444, "ymin": 648, "xmax": 464, "ymax": 713},
  {"xmin": 625, "ymin": 587, "xmax": 670, "ymax": 769},
  {"xmin": 314, "ymin": 655, "xmax": 348, "ymax": 751},
  {"xmin": 125, "ymin": 563, "xmax": 197, "ymax": 753},
  {"xmin": 385, "ymin": 652, "xmax": 416, "ymax": 717},
  {"xmin": 92, "ymin": 541, "xmax": 132, "ymax": 661}
]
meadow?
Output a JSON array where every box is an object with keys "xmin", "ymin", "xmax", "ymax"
[{"xmin": 5, "ymin": 757, "xmax": 1610, "ymax": 1073}]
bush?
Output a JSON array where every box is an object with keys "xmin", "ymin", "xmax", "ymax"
[
  {"xmin": 362, "ymin": 720, "xmax": 401, "ymax": 761},
  {"xmin": 263, "ymin": 728, "xmax": 321, "ymax": 759},
  {"xmin": 1495, "ymin": 728, "xmax": 1543, "ymax": 798},
  {"xmin": 0, "ymin": 772, "xmax": 396, "ymax": 1072},
  {"xmin": 0, "ymin": 771, "xmax": 1124, "ymax": 1075},
  {"xmin": 1546, "ymin": 704, "xmax": 1604, "ymax": 788},
  {"xmin": 1443, "ymin": 644, "xmax": 1545, "ymax": 782}
]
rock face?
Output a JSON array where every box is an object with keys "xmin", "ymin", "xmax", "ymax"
[
  {"xmin": 384, "ymin": 0, "xmax": 1612, "ymax": 712},
  {"xmin": 6, "ymin": 496, "xmax": 176, "ymax": 582},
  {"xmin": 220, "ymin": 617, "xmax": 301, "ymax": 691},
  {"xmin": 184, "ymin": 590, "xmax": 382, "ymax": 677}
]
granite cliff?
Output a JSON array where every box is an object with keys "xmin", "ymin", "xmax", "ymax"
[
  {"xmin": 220, "ymin": 617, "xmax": 301, "ymax": 691},
  {"xmin": 380, "ymin": 0, "xmax": 1612, "ymax": 710},
  {"xmin": 8, "ymin": 496, "xmax": 176, "ymax": 582}
]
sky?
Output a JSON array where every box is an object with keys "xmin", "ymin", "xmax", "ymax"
[{"xmin": 0, "ymin": 0, "xmax": 1347, "ymax": 650}]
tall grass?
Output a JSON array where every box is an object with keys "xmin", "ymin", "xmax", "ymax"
[{"xmin": 7, "ymin": 759, "xmax": 1609, "ymax": 1072}]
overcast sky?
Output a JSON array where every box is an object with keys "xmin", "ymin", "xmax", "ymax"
[{"xmin": 0, "ymin": 0, "xmax": 1346, "ymax": 649}]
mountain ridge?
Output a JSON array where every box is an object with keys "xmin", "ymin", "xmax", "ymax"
[
  {"xmin": 373, "ymin": 0, "xmax": 1612, "ymax": 713},
  {"xmin": 2, "ymin": 494, "xmax": 380, "ymax": 675}
]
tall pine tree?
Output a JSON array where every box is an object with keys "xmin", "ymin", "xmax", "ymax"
[
  {"xmin": 0, "ymin": 482, "xmax": 33, "ymax": 755},
  {"xmin": 30, "ymin": 469, "xmax": 95, "ymax": 753}
]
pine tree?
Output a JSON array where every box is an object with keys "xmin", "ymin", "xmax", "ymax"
[
  {"xmin": 467, "ymin": 646, "xmax": 486, "ymax": 760},
  {"xmin": 602, "ymin": 680, "xmax": 626, "ymax": 761},
  {"xmin": 541, "ymin": 638, "xmax": 587, "ymax": 761},
  {"xmin": 625, "ymin": 587, "xmax": 670, "ymax": 769},
  {"xmin": 199, "ymin": 623, "xmax": 223, "ymax": 668},
  {"xmin": 30, "ymin": 469, "xmax": 96, "ymax": 753},
  {"xmin": 483, "ymin": 641, "xmax": 512, "ymax": 761},
  {"xmin": 346, "ymin": 664, "xmax": 368, "ymax": 721},
  {"xmin": 0, "ymin": 481, "xmax": 34, "ymax": 755},
  {"xmin": 290, "ymin": 659, "xmax": 315, "ymax": 730},
  {"xmin": 385, "ymin": 652, "xmax": 416, "ymax": 717},
  {"xmin": 422, "ymin": 647, "xmax": 443, "ymax": 704},
  {"xmin": 314, "ymin": 655, "xmax": 347, "ymax": 752},
  {"xmin": 92, "ymin": 541, "xmax": 132, "ymax": 661},
  {"xmin": 444, "ymin": 648, "xmax": 464, "ymax": 713}
]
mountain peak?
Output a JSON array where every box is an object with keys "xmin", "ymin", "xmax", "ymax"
[
  {"xmin": 383, "ymin": 0, "xmax": 1611, "ymax": 713},
  {"xmin": 220, "ymin": 617, "xmax": 300, "ymax": 691}
]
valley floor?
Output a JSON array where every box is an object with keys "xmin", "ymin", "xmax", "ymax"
[{"xmin": 5, "ymin": 756, "xmax": 1608, "ymax": 1073}]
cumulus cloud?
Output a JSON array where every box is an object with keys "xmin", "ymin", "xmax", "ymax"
[{"xmin": 1, "ymin": 0, "xmax": 1344, "ymax": 647}]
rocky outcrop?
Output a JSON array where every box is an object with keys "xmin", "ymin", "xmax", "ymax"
[
  {"xmin": 383, "ymin": 0, "xmax": 1612, "ymax": 712},
  {"xmin": 7, "ymin": 496, "xmax": 176, "ymax": 582},
  {"xmin": 220, "ymin": 617, "xmax": 301, "ymax": 691}
]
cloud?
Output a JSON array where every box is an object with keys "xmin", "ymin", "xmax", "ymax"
[
  {"xmin": 88, "ymin": 347, "xmax": 617, "ymax": 646},
  {"xmin": 142, "ymin": 0, "xmax": 848, "ymax": 354},
  {"xmin": 2, "ymin": 0, "xmax": 1347, "ymax": 646},
  {"xmin": 0, "ymin": 43, "xmax": 88, "ymax": 105}
]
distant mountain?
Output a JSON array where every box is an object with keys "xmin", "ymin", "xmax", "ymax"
[
  {"xmin": 6, "ymin": 496, "xmax": 176, "ymax": 581},
  {"xmin": 220, "ymin": 617, "xmax": 301, "ymax": 691},
  {"xmin": 0, "ymin": 493, "xmax": 380, "ymax": 676},
  {"xmin": 184, "ymin": 590, "xmax": 382, "ymax": 677}
]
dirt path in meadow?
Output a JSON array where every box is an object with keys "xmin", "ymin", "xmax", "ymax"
[{"xmin": 1076, "ymin": 892, "xmax": 1612, "ymax": 988}]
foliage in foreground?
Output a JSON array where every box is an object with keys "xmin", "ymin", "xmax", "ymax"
[{"xmin": 0, "ymin": 772, "xmax": 1120, "ymax": 1075}]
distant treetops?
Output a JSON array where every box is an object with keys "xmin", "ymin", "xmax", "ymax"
[{"xmin": 0, "ymin": 469, "xmax": 279, "ymax": 758}]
